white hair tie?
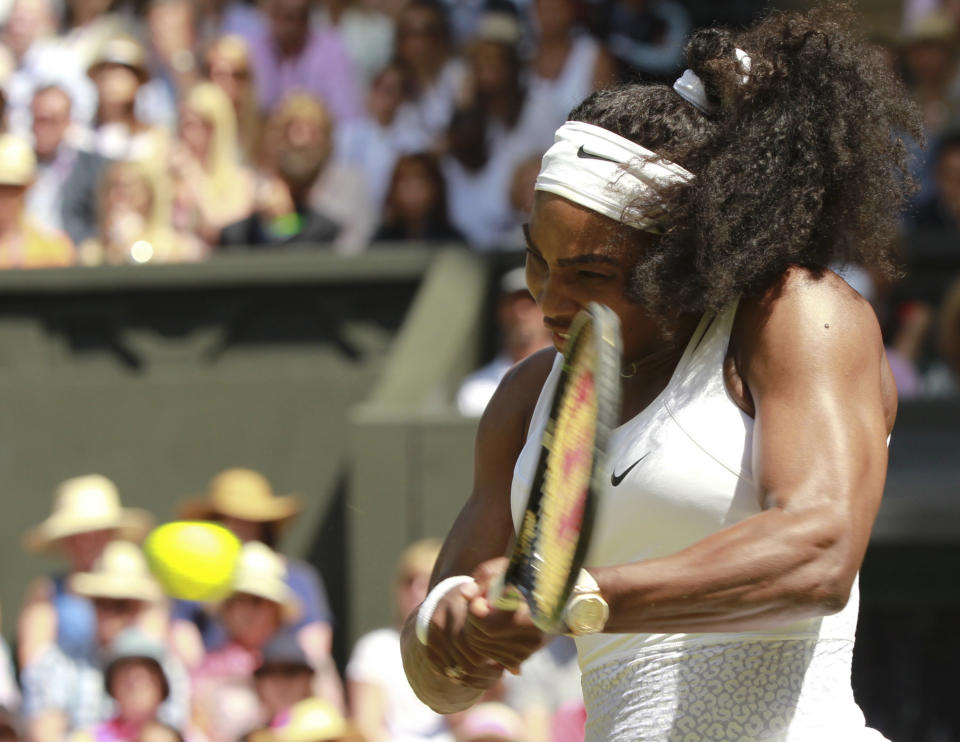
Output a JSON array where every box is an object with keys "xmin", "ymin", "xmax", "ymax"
[
  {"xmin": 673, "ymin": 47, "xmax": 752, "ymax": 114},
  {"xmin": 534, "ymin": 121, "xmax": 694, "ymax": 233}
]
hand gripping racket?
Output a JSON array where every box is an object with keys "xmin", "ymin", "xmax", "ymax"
[{"xmin": 491, "ymin": 302, "xmax": 622, "ymax": 633}]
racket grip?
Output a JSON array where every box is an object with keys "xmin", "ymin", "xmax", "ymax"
[{"xmin": 489, "ymin": 572, "xmax": 524, "ymax": 612}]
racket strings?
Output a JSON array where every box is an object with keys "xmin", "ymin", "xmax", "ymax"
[{"xmin": 534, "ymin": 332, "xmax": 598, "ymax": 618}]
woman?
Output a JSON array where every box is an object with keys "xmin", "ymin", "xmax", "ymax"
[
  {"xmin": 401, "ymin": 8, "xmax": 920, "ymax": 740},
  {"xmin": 203, "ymin": 35, "xmax": 262, "ymax": 167},
  {"xmin": 78, "ymin": 160, "xmax": 204, "ymax": 265},
  {"xmin": 374, "ymin": 153, "xmax": 462, "ymax": 243},
  {"xmin": 170, "ymin": 82, "xmax": 255, "ymax": 244}
]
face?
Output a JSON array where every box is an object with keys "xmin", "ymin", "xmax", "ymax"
[
  {"xmin": 254, "ymin": 665, "xmax": 314, "ymax": 716},
  {"xmin": 110, "ymin": 660, "xmax": 165, "ymax": 723},
  {"xmin": 148, "ymin": 0, "xmax": 194, "ymax": 62},
  {"xmin": 222, "ymin": 593, "xmax": 283, "ymax": 649},
  {"xmin": 469, "ymin": 41, "xmax": 514, "ymax": 95},
  {"xmin": 535, "ymin": 0, "xmax": 575, "ymax": 39},
  {"xmin": 68, "ymin": 0, "xmax": 112, "ymax": 24},
  {"xmin": 396, "ymin": 5, "xmax": 445, "ymax": 66},
  {"xmin": 395, "ymin": 566, "xmax": 431, "ymax": 622},
  {"xmin": 498, "ymin": 291, "xmax": 549, "ymax": 352},
  {"xmin": 206, "ymin": 50, "xmax": 251, "ymax": 106},
  {"xmin": 268, "ymin": 0, "xmax": 310, "ymax": 54},
  {"xmin": 368, "ymin": 66, "xmax": 405, "ymax": 123},
  {"xmin": 904, "ymin": 40, "xmax": 955, "ymax": 83},
  {"xmin": 390, "ymin": 158, "xmax": 438, "ymax": 220},
  {"xmin": 218, "ymin": 515, "xmax": 265, "ymax": 543},
  {"xmin": 0, "ymin": 185, "xmax": 27, "ymax": 225},
  {"xmin": 6, "ymin": 0, "xmax": 56, "ymax": 58},
  {"xmin": 103, "ymin": 166, "xmax": 153, "ymax": 218},
  {"xmin": 31, "ymin": 88, "xmax": 71, "ymax": 160},
  {"xmin": 93, "ymin": 598, "xmax": 143, "ymax": 646},
  {"xmin": 179, "ymin": 106, "xmax": 213, "ymax": 162},
  {"xmin": 62, "ymin": 528, "xmax": 114, "ymax": 571},
  {"xmin": 524, "ymin": 192, "xmax": 659, "ymax": 361},
  {"xmin": 92, "ymin": 64, "xmax": 141, "ymax": 107}
]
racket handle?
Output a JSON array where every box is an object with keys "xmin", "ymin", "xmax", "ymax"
[{"xmin": 489, "ymin": 572, "xmax": 524, "ymax": 612}]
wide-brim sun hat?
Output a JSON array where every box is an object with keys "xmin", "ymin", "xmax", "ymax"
[
  {"xmin": 223, "ymin": 541, "xmax": 301, "ymax": 622},
  {"xmin": 70, "ymin": 540, "xmax": 164, "ymax": 602},
  {"xmin": 178, "ymin": 468, "xmax": 301, "ymax": 524},
  {"xmin": 87, "ymin": 34, "xmax": 149, "ymax": 82},
  {"xmin": 270, "ymin": 698, "xmax": 362, "ymax": 742},
  {"xmin": 24, "ymin": 474, "xmax": 153, "ymax": 553}
]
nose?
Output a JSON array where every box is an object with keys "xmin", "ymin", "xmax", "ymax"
[{"xmin": 534, "ymin": 274, "xmax": 579, "ymax": 326}]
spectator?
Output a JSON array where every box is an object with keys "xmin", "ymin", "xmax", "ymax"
[
  {"xmin": 923, "ymin": 277, "xmax": 960, "ymax": 394},
  {"xmin": 244, "ymin": 632, "xmax": 316, "ymax": 738},
  {"xmin": 170, "ymin": 81, "xmax": 255, "ymax": 244},
  {"xmin": 25, "ymin": 85, "xmax": 108, "ymax": 245},
  {"xmin": 79, "ymin": 35, "xmax": 172, "ymax": 168},
  {"xmin": 392, "ymin": 0, "xmax": 467, "ymax": 147},
  {"xmin": 21, "ymin": 540, "xmax": 189, "ymax": 742},
  {"xmin": 502, "ymin": 637, "xmax": 580, "ymax": 742},
  {"xmin": 190, "ymin": 542, "xmax": 301, "ymax": 742},
  {"xmin": 70, "ymin": 629, "xmax": 178, "ymax": 742},
  {"xmin": 221, "ymin": 94, "xmax": 373, "ymax": 251},
  {"xmin": 900, "ymin": 10, "xmax": 960, "ymax": 136},
  {"xmin": 346, "ymin": 538, "xmax": 454, "ymax": 742},
  {"xmin": 374, "ymin": 153, "xmax": 462, "ymax": 242},
  {"xmin": 78, "ymin": 160, "xmax": 205, "ymax": 264},
  {"xmin": 527, "ymin": 0, "xmax": 616, "ymax": 120},
  {"xmin": 246, "ymin": 0, "xmax": 361, "ymax": 120},
  {"xmin": 0, "ymin": 132, "xmax": 74, "ymax": 267},
  {"xmin": 334, "ymin": 62, "xmax": 429, "ymax": 208},
  {"xmin": 0, "ymin": 635, "xmax": 18, "ymax": 712},
  {"xmin": 203, "ymin": 34, "xmax": 262, "ymax": 165},
  {"xmin": 456, "ymin": 267, "xmax": 551, "ymax": 416},
  {"xmin": 194, "ymin": 0, "xmax": 264, "ymax": 46},
  {"xmin": 0, "ymin": 0, "xmax": 58, "ymax": 132},
  {"xmin": 16, "ymin": 0, "xmax": 130, "ymax": 127},
  {"xmin": 313, "ymin": 0, "xmax": 396, "ymax": 90},
  {"xmin": 597, "ymin": 0, "xmax": 691, "ymax": 83},
  {"xmin": 443, "ymin": 11, "xmax": 555, "ymax": 247},
  {"xmin": 267, "ymin": 698, "xmax": 362, "ymax": 742},
  {"xmin": 174, "ymin": 469, "xmax": 342, "ymax": 705},
  {"xmin": 19, "ymin": 475, "xmax": 153, "ymax": 668},
  {"xmin": 138, "ymin": 0, "xmax": 201, "ymax": 130},
  {"xmin": 911, "ymin": 129, "xmax": 960, "ymax": 229}
]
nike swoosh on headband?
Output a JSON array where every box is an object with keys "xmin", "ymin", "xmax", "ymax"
[
  {"xmin": 611, "ymin": 453, "xmax": 649, "ymax": 486},
  {"xmin": 576, "ymin": 145, "xmax": 622, "ymax": 164}
]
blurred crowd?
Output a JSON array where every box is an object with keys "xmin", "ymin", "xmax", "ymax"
[
  {"xmin": 0, "ymin": 470, "xmax": 584, "ymax": 742},
  {"xmin": 0, "ymin": 0, "xmax": 952, "ymax": 393}
]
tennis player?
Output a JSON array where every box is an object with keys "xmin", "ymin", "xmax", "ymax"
[{"xmin": 402, "ymin": 8, "xmax": 919, "ymax": 741}]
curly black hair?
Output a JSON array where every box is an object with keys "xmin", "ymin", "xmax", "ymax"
[{"xmin": 568, "ymin": 5, "xmax": 923, "ymax": 317}]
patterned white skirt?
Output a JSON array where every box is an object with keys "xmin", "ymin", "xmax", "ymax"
[{"xmin": 581, "ymin": 638, "xmax": 889, "ymax": 741}]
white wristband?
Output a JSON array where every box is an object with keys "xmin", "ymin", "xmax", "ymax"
[{"xmin": 415, "ymin": 575, "xmax": 475, "ymax": 645}]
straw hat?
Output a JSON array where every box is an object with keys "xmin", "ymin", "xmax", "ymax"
[
  {"xmin": 70, "ymin": 540, "xmax": 164, "ymax": 602},
  {"xmin": 0, "ymin": 133, "xmax": 36, "ymax": 186},
  {"xmin": 901, "ymin": 11, "xmax": 957, "ymax": 45},
  {"xmin": 179, "ymin": 468, "xmax": 301, "ymax": 524},
  {"xmin": 226, "ymin": 541, "xmax": 300, "ymax": 621},
  {"xmin": 88, "ymin": 34, "xmax": 149, "ymax": 81},
  {"xmin": 25, "ymin": 474, "xmax": 153, "ymax": 553},
  {"xmin": 270, "ymin": 699, "xmax": 361, "ymax": 742}
]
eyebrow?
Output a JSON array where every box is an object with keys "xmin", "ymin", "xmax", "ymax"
[{"xmin": 523, "ymin": 223, "xmax": 619, "ymax": 267}]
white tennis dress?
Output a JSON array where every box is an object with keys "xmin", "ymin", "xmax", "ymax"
[{"xmin": 510, "ymin": 301, "xmax": 888, "ymax": 741}]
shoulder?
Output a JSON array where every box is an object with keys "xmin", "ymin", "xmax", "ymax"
[
  {"xmin": 471, "ymin": 347, "xmax": 557, "ymax": 482},
  {"xmin": 730, "ymin": 267, "xmax": 893, "ymax": 422}
]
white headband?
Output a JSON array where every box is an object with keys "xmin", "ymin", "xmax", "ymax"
[
  {"xmin": 673, "ymin": 47, "xmax": 752, "ymax": 114},
  {"xmin": 534, "ymin": 121, "xmax": 694, "ymax": 232}
]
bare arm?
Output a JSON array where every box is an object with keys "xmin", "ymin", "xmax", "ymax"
[
  {"xmin": 592, "ymin": 271, "xmax": 891, "ymax": 633},
  {"xmin": 18, "ymin": 577, "xmax": 56, "ymax": 668},
  {"xmin": 400, "ymin": 351, "xmax": 555, "ymax": 713},
  {"xmin": 347, "ymin": 679, "xmax": 389, "ymax": 742}
]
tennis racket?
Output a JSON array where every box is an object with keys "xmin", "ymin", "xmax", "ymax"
[{"xmin": 491, "ymin": 302, "xmax": 622, "ymax": 633}]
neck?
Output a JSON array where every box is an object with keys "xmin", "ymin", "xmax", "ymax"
[
  {"xmin": 619, "ymin": 315, "xmax": 698, "ymax": 419},
  {"xmin": 98, "ymin": 104, "xmax": 137, "ymax": 127}
]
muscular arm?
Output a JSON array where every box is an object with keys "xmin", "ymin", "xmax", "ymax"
[
  {"xmin": 400, "ymin": 351, "xmax": 555, "ymax": 713},
  {"xmin": 594, "ymin": 271, "xmax": 892, "ymax": 633}
]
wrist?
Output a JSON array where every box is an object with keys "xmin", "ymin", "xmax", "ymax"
[
  {"xmin": 415, "ymin": 575, "xmax": 475, "ymax": 645},
  {"xmin": 563, "ymin": 568, "xmax": 609, "ymax": 636}
]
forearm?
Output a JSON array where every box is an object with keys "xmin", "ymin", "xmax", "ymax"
[
  {"xmin": 399, "ymin": 611, "xmax": 486, "ymax": 714},
  {"xmin": 594, "ymin": 505, "xmax": 857, "ymax": 634}
]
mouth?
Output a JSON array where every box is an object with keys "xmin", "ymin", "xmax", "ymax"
[{"xmin": 551, "ymin": 330, "xmax": 570, "ymax": 352}]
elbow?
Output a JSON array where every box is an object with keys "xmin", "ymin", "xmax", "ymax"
[{"xmin": 796, "ymin": 517, "xmax": 861, "ymax": 616}]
